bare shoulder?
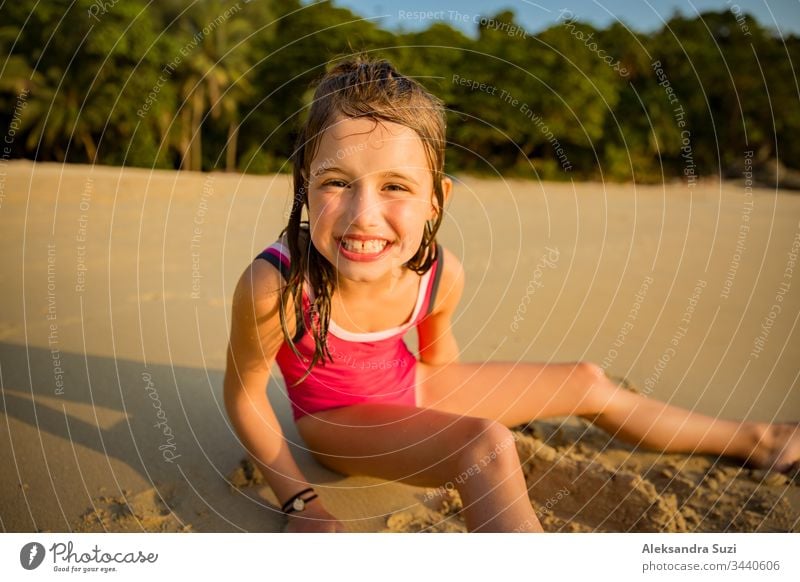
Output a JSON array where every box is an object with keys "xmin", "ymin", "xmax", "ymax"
[
  {"xmin": 233, "ymin": 259, "xmax": 284, "ymax": 315},
  {"xmin": 429, "ymin": 244, "xmax": 465, "ymax": 317},
  {"xmin": 233, "ymin": 230, "xmax": 310, "ymax": 331},
  {"xmin": 229, "ymin": 258, "xmax": 296, "ymax": 367},
  {"xmin": 415, "ymin": 245, "xmax": 464, "ymax": 364}
]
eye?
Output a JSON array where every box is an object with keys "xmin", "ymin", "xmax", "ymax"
[
  {"xmin": 322, "ymin": 179, "xmax": 348, "ymax": 188},
  {"xmin": 384, "ymin": 183, "xmax": 409, "ymax": 192}
]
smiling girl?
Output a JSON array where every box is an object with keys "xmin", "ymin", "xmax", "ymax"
[{"xmin": 223, "ymin": 58, "xmax": 799, "ymax": 533}]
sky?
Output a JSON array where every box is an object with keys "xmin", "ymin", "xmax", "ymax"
[{"xmin": 323, "ymin": 0, "xmax": 800, "ymax": 37}]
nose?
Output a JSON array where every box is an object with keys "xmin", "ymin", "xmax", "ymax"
[{"xmin": 347, "ymin": 182, "xmax": 382, "ymax": 228}]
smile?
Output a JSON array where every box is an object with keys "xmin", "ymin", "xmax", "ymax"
[
  {"xmin": 337, "ymin": 236, "xmax": 393, "ymax": 261},
  {"xmin": 340, "ymin": 237, "xmax": 389, "ymax": 252}
]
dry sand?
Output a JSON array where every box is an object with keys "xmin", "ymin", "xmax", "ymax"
[{"xmin": 0, "ymin": 161, "xmax": 798, "ymax": 533}]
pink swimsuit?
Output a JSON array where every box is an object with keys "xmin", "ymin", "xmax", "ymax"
[{"xmin": 256, "ymin": 238, "xmax": 444, "ymax": 422}]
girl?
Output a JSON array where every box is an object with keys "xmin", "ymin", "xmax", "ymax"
[{"xmin": 223, "ymin": 58, "xmax": 799, "ymax": 533}]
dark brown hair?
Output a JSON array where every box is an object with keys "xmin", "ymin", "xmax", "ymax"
[{"xmin": 277, "ymin": 57, "xmax": 448, "ymax": 385}]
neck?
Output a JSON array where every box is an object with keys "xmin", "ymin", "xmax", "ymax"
[{"xmin": 334, "ymin": 267, "xmax": 407, "ymax": 300}]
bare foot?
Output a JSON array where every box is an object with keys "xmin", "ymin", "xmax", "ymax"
[{"xmin": 749, "ymin": 422, "xmax": 800, "ymax": 474}]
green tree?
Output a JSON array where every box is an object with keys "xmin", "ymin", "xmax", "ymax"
[{"xmin": 1, "ymin": 2, "xmax": 797, "ymax": 179}]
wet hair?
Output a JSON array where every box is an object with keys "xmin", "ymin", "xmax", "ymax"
[{"xmin": 278, "ymin": 56, "xmax": 447, "ymax": 384}]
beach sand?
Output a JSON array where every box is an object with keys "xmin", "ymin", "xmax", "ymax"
[{"xmin": 1, "ymin": 161, "xmax": 798, "ymax": 533}]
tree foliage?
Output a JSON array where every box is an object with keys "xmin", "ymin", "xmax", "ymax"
[{"xmin": 1, "ymin": 1, "xmax": 797, "ymax": 182}]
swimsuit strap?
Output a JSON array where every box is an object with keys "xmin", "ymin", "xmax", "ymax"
[
  {"xmin": 425, "ymin": 243, "xmax": 444, "ymax": 317},
  {"xmin": 254, "ymin": 243, "xmax": 306, "ymax": 344}
]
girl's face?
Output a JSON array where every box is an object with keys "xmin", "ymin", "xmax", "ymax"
[{"xmin": 306, "ymin": 115, "xmax": 450, "ymax": 288}]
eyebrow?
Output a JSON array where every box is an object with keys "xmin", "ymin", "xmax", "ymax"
[
  {"xmin": 311, "ymin": 166, "xmax": 420, "ymax": 185},
  {"xmin": 311, "ymin": 165, "xmax": 344, "ymax": 177},
  {"xmin": 382, "ymin": 171, "xmax": 419, "ymax": 185}
]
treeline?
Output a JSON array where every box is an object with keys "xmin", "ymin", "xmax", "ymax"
[{"xmin": 1, "ymin": 0, "xmax": 798, "ymax": 182}]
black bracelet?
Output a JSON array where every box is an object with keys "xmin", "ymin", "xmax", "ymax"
[
  {"xmin": 281, "ymin": 487, "xmax": 316, "ymax": 513},
  {"xmin": 285, "ymin": 492, "xmax": 318, "ymax": 515}
]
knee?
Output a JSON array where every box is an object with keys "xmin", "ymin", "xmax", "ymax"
[
  {"xmin": 573, "ymin": 360, "xmax": 614, "ymax": 414},
  {"xmin": 574, "ymin": 360, "xmax": 606, "ymax": 384},
  {"xmin": 456, "ymin": 418, "xmax": 519, "ymax": 473}
]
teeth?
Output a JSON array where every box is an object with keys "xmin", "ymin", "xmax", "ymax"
[{"xmin": 341, "ymin": 238, "xmax": 389, "ymax": 253}]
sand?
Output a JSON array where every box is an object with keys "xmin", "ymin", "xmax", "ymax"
[
  {"xmin": 0, "ymin": 160, "xmax": 798, "ymax": 533},
  {"xmin": 384, "ymin": 417, "xmax": 799, "ymax": 533}
]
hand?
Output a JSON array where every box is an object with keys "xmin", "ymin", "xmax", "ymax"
[{"xmin": 282, "ymin": 500, "xmax": 346, "ymax": 533}]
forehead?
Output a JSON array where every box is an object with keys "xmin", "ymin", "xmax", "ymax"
[{"xmin": 311, "ymin": 115, "xmax": 430, "ymax": 174}]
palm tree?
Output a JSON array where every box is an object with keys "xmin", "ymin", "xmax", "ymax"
[
  {"xmin": 0, "ymin": 54, "xmax": 37, "ymax": 96},
  {"xmin": 176, "ymin": 0, "xmax": 256, "ymax": 171},
  {"xmin": 19, "ymin": 66, "xmax": 105, "ymax": 162}
]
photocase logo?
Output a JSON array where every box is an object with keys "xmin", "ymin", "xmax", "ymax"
[{"xmin": 19, "ymin": 542, "xmax": 46, "ymax": 570}]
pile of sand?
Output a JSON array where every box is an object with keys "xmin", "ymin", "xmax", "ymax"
[
  {"xmin": 382, "ymin": 419, "xmax": 799, "ymax": 533},
  {"xmin": 73, "ymin": 485, "xmax": 192, "ymax": 533}
]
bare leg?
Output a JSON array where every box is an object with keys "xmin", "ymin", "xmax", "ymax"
[
  {"xmin": 416, "ymin": 360, "xmax": 800, "ymax": 472},
  {"xmin": 296, "ymin": 404, "xmax": 543, "ymax": 532}
]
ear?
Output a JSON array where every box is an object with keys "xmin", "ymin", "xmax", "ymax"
[{"xmin": 429, "ymin": 176, "xmax": 453, "ymax": 220}]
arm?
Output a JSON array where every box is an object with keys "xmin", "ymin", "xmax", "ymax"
[
  {"xmin": 223, "ymin": 260, "xmax": 342, "ymax": 531},
  {"xmin": 417, "ymin": 247, "xmax": 465, "ymax": 365}
]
